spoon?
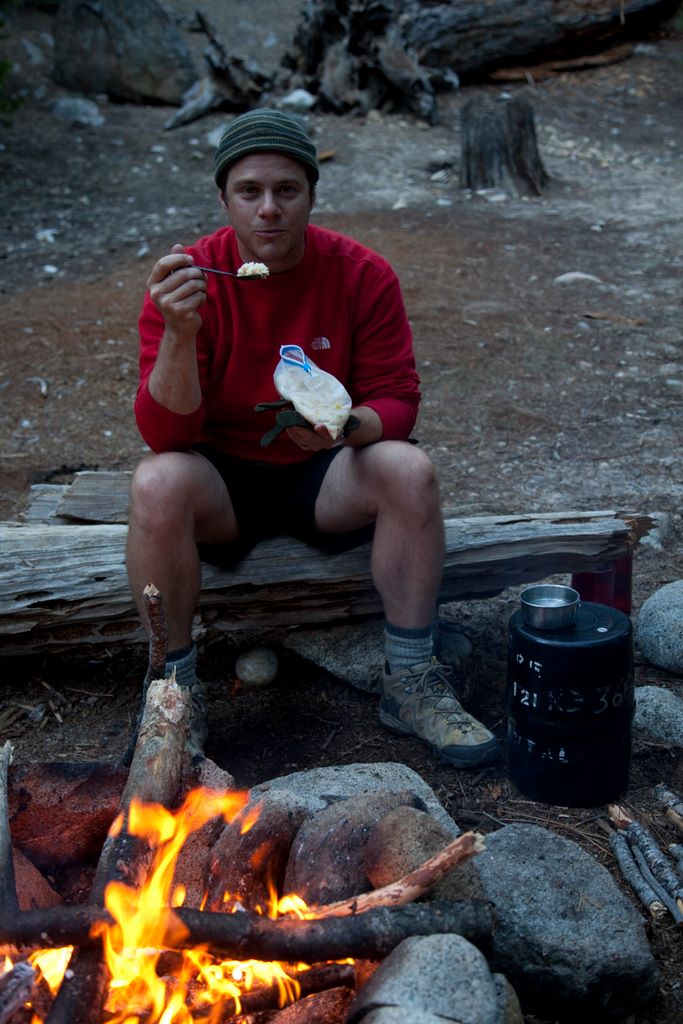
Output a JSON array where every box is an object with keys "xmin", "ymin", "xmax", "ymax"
[{"xmin": 193, "ymin": 265, "xmax": 268, "ymax": 279}]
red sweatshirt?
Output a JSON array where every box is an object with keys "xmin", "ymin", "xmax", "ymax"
[{"xmin": 135, "ymin": 223, "xmax": 421, "ymax": 464}]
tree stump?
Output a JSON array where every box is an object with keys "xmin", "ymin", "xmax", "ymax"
[{"xmin": 460, "ymin": 94, "xmax": 548, "ymax": 197}]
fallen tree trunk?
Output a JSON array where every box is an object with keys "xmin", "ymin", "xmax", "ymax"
[
  {"xmin": 284, "ymin": 0, "xmax": 678, "ymax": 116},
  {"xmin": 402, "ymin": 0, "xmax": 680, "ymax": 80},
  {"xmin": 0, "ymin": 473, "xmax": 658, "ymax": 655},
  {"xmin": 0, "ymin": 900, "xmax": 491, "ymax": 961}
]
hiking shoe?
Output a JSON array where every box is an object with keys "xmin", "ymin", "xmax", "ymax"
[
  {"xmin": 183, "ymin": 678, "xmax": 208, "ymax": 761},
  {"xmin": 379, "ymin": 659, "xmax": 500, "ymax": 768}
]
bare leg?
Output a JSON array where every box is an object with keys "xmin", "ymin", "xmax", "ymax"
[
  {"xmin": 314, "ymin": 442, "xmax": 445, "ymax": 629},
  {"xmin": 126, "ymin": 451, "xmax": 239, "ymax": 650},
  {"xmin": 315, "ymin": 441, "xmax": 499, "ymax": 768}
]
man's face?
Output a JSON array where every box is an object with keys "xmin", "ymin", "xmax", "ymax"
[{"xmin": 220, "ymin": 153, "xmax": 314, "ymax": 273}]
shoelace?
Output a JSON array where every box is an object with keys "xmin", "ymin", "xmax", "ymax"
[{"xmin": 403, "ymin": 663, "xmax": 474, "ymax": 729}]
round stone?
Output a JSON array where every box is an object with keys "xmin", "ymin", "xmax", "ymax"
[{"xmin": 235, "ymin": 647, "xmax": 279, "ymax": 687}]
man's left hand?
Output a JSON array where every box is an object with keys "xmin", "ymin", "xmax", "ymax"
[{"xmin": 286, "ymin": 423, "xmax": 340, "ymax": 451}]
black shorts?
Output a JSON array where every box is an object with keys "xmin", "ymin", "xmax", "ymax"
[{"xmin": 194, "ymin": 444, "xmax": 374, "ymax": 568}]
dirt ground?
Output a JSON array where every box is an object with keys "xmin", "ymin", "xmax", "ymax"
[{"xmin": 1, "ymin": 3, "xmax": 682, "ymax": 1021}]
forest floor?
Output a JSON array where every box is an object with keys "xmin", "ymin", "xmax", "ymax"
[{"xmin": 0, "ymin": 3, "xmax": 682, "ymax": 1021}]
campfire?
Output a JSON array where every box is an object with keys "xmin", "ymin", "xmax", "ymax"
[
  {"xmin": 1, "ymin": 784, "xmax": 344, "ymax": 1022},
  {"xmin": 0, "ymin": 672, "xmax": 485, "ymax": 1024}
]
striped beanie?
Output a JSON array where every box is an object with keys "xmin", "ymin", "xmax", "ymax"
[{"xmin": 214, "ymin": 108, "xmax": 319, "ymax": 188}]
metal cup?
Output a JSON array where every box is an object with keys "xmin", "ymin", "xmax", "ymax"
[{"xmin": 520, "ymin": 584, "xmax": 580, "ymax": 630}]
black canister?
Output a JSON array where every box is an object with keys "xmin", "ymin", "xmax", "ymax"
[{"xmin": 507, "ymin": 601, "xmax": 634, "ymax": 807}]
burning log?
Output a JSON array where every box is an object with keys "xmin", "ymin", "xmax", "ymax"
[
  {"xmin": 314, "ymin": 830, "xmax": 485, "ymax": 917},
  {"xmin": 0, "ymin": 961, "xmax": 37, "ymax": 1024},
  {"xmin": 44, "ymin": 675, "xmax": 192, "ymax": 1024},
  {"xmin": 197, "ymin": 963, "xmax": 355, "ymax": 1019},
  {"xmin": 0, "ymin": 899, "xmax": 491, "ymax": 962}
]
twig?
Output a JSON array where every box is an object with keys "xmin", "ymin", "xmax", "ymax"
[
  {"xmin": 628, "ymin": 843, "xmax": 683, "ymax": 925},
  {"xmin": 313, "ymin": 831, "xmax": 485, "ymax": 918},
  {"xmin": 669, "ymin": 843, "xmax": 683, "ymax": 880},
  {"xmin": 609, "ymin": 831, "xmax": 666, "ymax": 919},
  {"xmin": 653, "ymin": 784, "xmax": 683, "ymax": 835},
  {"xmin": 608, "ymin": 803, "xmax": 683, "ymax": 925},
  {"xmin": 0, "ymin": 741, "xmax": 19, "ymax": 917}
]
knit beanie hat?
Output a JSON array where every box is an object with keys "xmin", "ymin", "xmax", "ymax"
[{"xmin": 214, "ymin": 108, "xmax": 319, "ymax": 188}]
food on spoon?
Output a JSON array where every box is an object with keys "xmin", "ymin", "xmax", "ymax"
[{"xmin": 237, "ymin": 261, "xmax": 269, "ymax": 278}]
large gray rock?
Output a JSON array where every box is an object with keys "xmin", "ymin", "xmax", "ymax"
[
  {"xmin": 475, "ymin": 824, "xmax": 660, "ymax": 1018},
  {"xmin": 635, "ymin": 580, "xmax": 683, "ymax": 672},
  {"xmin": 249, "ymin": 762, "xmax": 460, "ymax": 837},
  {"xmin": 348, "ymin": 934, "xmax": 521, "ymax": 1024},
  {"xmin": 634, "ymin": 684, "xmax": 683, "ymax": 748},
  {"xmin": 53, "ymin": 0, "xmax": 197, "ymax": 104}
]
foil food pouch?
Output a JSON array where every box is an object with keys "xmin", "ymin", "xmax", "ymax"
[{"xmin": 273, "ymin": 345, "xmax": 352, "ymax": 439}]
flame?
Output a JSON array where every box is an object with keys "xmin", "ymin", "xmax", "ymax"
[
  {"xmin": 28, "ymin": 947, "xmax": 75, "ymax": 996},
  {"xmin": 3, "ymin": 786, "xmax": 347, "ymax": 1023}
]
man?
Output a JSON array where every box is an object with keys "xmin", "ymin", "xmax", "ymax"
[{"xmin": 128, "ymin": 108, "xmax": 500, "ymax": 768}]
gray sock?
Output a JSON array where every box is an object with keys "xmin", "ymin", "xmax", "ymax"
[
  {"xmin": 384, "ymin": 626, "xmax": 433, "ymax": 673},
  {"xmin": 165, "ymin": 644, "xmax": 198, "ymax": 689}
]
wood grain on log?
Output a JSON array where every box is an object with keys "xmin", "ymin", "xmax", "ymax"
[
  {"xmin": 0, "ymin": 473, "xmax": 657, "ymax": 655},
  {"xmin": 460, "ymin": 95, "xmax": 548, "ymax": 196}
]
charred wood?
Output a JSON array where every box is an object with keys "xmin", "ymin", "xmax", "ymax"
[{"xmin": 0, "ymin": 899, "xmax": 492, "ymax": 961}]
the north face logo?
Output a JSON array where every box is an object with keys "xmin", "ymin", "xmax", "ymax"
[{"xmin": 311, "ymin": 336, "xmax": 331, "ymax": 350}]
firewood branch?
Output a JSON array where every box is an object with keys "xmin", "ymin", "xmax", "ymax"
[
  {"xmin": 0, "ymin": 899, "xmax": 491, "ymax": 962},
  {"xmin": 608, "ymin": 803, "xmax": 683, "ymax": 926},
  {"xmin": 313, "ymin": 830, "xmax": 485, "ymax": 918},
  {"xmin": 654, "ymin": 784, "xmax": 683, "ymax": 836}
]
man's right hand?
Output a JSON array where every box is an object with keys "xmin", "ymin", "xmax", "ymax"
[{"xmin": 146, "ymin": 243, "xmax": 207, "ymax": 337}]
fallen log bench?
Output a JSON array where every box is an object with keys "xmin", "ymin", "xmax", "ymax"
[{"xmin": 0, "ymin": 470, "xmax": 659, "ymax": 656}]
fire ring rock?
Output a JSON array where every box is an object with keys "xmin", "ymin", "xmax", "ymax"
[
  {"xmin": 473, "ymin": 823, "xmax": 660, "ymax": 1019},
  {"xmin": 635, "ymin": 579, "xmax": 683, "ymax": 673}
]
